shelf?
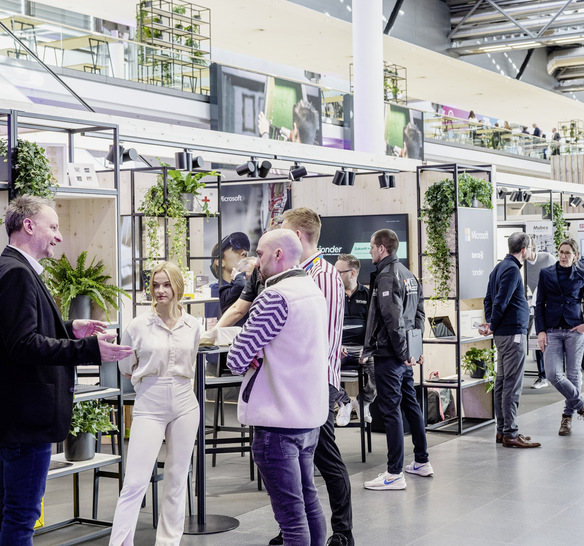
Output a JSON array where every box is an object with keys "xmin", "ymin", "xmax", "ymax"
[
  {"xmin": 73, "ymin": 387, "xmax": 121, "ymax": 402},
  {"xmin": 148, "ymin": 7, "xmax": 209, "ymax": 26},
  {"xmin": 423, "ymin": 334, "xmax": 493, "ymax": 345},
  {"xmin": 55, "ymin": 187, "xmax": 118, "ymax": 198},
  {"xmin": 47, "ymin": 453, "xmax": 121, "ymax": 480},
  {"xmin": 422, "ymin": 374, "xmax": 491, "ymax": 390},
  {"xmin": 426, "ymin": 416, "xmax": 495, "ymax": 434}
]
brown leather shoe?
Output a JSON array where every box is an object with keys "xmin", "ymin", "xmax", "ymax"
[
  {"xmin": 496, "ymin": 433, "xmax": 503, "ymax": 444},
  {"xmin": 502, "ymin": 434, "xmax": 541, "ymax": 448},
  {"xmin": 559, "ymin": 415, "xmax": 572, "ymax": 436}
]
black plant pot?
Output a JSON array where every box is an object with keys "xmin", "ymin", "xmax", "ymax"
[
  {"xmin": 470, "ymin": 359, "xmax": 487, "ymax": 379},
  {"xmin": 64, "ymin": 432, "xmax": 95, "ymax": 461},
  {"xmin": 69, "ymin": 295, "xmax": 91, "ymax": 320}
]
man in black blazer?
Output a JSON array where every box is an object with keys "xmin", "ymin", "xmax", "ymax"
[{"xmin": 0, "ymin": 195, "xmax": 133, "ymax": 545}]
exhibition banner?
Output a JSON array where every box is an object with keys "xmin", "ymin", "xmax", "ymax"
[{"xmin": 457, "ymin": 208, "xmax": 494, "ymax": 299}]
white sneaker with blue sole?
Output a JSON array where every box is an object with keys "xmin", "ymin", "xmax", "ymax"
[{"xmin": 363, "ymin": 471, "xmax": 406, "ymax": 490}]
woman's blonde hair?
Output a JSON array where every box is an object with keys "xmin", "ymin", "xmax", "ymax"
[{"xmin": 150, "ymin": 261, "xmax": 184, "ymax": 318}]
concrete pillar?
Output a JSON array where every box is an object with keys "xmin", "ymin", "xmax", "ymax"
[{"xmin": 352, "ymin": 0, "xmax": 385, "ymax": 155}]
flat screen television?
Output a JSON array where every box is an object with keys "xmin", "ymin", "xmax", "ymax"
[{"xmin": 318, "ymin": 214, "xmax": 409, "ymax": 284}]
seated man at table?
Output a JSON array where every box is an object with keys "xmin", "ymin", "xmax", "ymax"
[
  {"xmin": 227, "ymin": 229, "xmax": 329, "ymax": 546},
  {"xmin": 334, "ymin": 253, "xmax": 375, "ymax": 426}
]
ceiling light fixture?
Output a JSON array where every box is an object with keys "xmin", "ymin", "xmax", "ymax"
[
  {"xmin": 236, "ymin": 158, "xmax": 272, "ymax": 178},
  {"xmin": 289, "ymin": 162, "xmax": 307, "ymax": 181},
  {"xmin": 106, "ymin": 144, "xmax": 139, "ymax": 164},
  {"xmin": 569, "ymin": 195, "xmax": 583, "ymax": 207},
  {"xmin": 175, "ymin": 149, "xmax": 204, "ymax": 170},
  {"xmin": 378, "ymin": 173, "xmax": 396, "ymax": 189}
]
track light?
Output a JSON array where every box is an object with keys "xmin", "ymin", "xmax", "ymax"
[
  {"xmin": 175, "ymin": 150, "xmax": 204, "ymax": 170},
  {"xmin": 332, "ymin": 168, "xmax": 354, "ymax": 186},
  {"xmin": 497, "ymin": 187, "xmax": 510, "ymax": 199},
  {"xmin": 379, "ymin": 173, "xmax": 396, "ymax": 189},
  {"xmin": 258, "ymin": 160, "xmax": 272, "ymax": 178},
  {"xmin": 290, "ymin": 162, "xmax": 307, "ymax": 181},
  {"xmin": 523, "ymin": 191, "xmax": 532, "ymax": 203},
  {"xmin": 570, "ymin": 195, "xmax": 583, "ymax": 207},
  {"xmin": 236, "ymin": 159, "xmax": 258, "ymax": 177},
  {"xmin": 509, "ymin": 190, "xmax": 522, "ymax": 202},
  {"xmin": 106, "ymin": 144, "xmax": 139, "ymax": 164},
  {"xmin": 236, "ymin": 158, "xmax": 272, "ymax": 178}
]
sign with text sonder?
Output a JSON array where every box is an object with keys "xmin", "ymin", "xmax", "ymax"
[{"xmin": 457, "ymin": 208, "xmax": 494, "ymax": 300}]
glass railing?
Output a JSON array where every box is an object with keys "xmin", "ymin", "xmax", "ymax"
[
  {"xmin": 0, "ymin": 12, "xmax": 211, "ymax": 95},
  {"xmin": 423, "ymin": 112, "xmax": 584, "ymax": 159}
]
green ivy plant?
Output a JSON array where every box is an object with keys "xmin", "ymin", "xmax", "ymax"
[
  {"xmin": 42, "ymin": 251, "xmax": 129, "ymax": 321},
  {"xmin": 70, "ymin": 400, "xmax": 118, "ymax": 438},
  {"xmin": 419, "ymin": 172, "xmax": 493, "ymax": 301},
  {"xmin": 461, "ymin": 347, "xmax": 497, "ymax": 392},
  {"xmin": 0, "ymin": 139, "xmax": 55, "ymax": 198},
  {"xmin": 536, "ymin": 202, "xmax": 569, "ymax": 254}
]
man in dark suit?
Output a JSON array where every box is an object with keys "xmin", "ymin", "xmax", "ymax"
[{"xmin": 0, "ymin": 195, "xmax": 133, "ymax": 545}]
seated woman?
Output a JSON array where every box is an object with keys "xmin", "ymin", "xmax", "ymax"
[
  {"xmin": 109, "ymin": 261, "xmax": 201, "ymax": 545},
  {"xmin": 535, "ymin": 238, "xmax": 584, "ymax": 436}
]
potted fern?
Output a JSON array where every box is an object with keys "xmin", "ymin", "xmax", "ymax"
[
  {"xmin": 65, "ymin": 400, "xmax": 118, "ymax": 461},
  {"xmin": 42, "ymin": 251, "xmax": 128, "ymax": 321},
  {"xmin": 461, "ymin": 347, "xmax": 496, "ymax": 392}
]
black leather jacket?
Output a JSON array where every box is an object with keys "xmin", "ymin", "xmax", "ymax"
[{"xmin": 363, "ymin": 254, "xmax": 425, "ymax": 361}]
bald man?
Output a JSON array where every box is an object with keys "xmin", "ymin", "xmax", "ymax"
[{"xmin": 227, "ymin": 229, "xmax": 329, "ymax": 546}]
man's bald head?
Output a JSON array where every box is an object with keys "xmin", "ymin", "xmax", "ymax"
[{"xmin": 256, "ymin": 229, "xmax": 303, "ymax": 281}]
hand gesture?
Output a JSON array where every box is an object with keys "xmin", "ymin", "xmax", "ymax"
[
  {"xmin": 97, "ymin": 332, "xmax": 133, "ymax": 362},
  {"xmin": 72, "ymin": 319, "xmax": 108, "ymax": 339}
]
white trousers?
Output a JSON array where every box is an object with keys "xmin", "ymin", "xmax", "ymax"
[{"xmin": 109, "ymin": 376, "xmax": 199, "ymax": 546}]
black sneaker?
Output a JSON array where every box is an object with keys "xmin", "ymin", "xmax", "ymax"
[
  {"xmin": 326, "ymin": 533, "xmax": 350, "ymax": 546},
  {"xmin": 268, "ymin": 530, "xmax": 283, "ymax": 545}
]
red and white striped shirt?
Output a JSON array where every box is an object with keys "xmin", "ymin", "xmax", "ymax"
[{"xmin": 301, "ymin": 251, "xmax": 344, "ymax": 389}]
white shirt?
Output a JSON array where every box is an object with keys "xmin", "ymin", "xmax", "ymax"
[
  {"xmin": 119, "ymin": 309, "xmax": 201, "ymax": 387},
  {"xmin": 8, "ymin": 245, "xmax": 43, "ymax": 275}
]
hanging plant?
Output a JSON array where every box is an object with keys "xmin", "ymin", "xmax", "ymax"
[
  {"xmin": 419, "ymin": 173, "xmax": 493, "ymax": 301},
  {"xmin": 536, "ymin": 202, "xmax": 568, "ymax": 254},
  {"xmin": 139, "ymin": 173, "xmax": 188, "ymax": 271},
  {"xmin": 0, "ymin": 139, "xmax": 56, "ymax": 198}
]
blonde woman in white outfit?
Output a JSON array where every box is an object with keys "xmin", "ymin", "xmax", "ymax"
[{"xmin": 109, "ymin": 262, "xmax": 200, "ymax": 545}]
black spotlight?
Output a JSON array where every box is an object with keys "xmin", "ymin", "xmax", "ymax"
[
  {"xmin": 332, "ymin": 169, "xmax": 346, "ymax": 186},
  {"xmin": 106, "ymin": 144, "xmax": 138, "ymax": 164},
  {"xmin": 497, "ymin": 187, "xmax": 509, "ymax": 199},
  {"xmin": 509, "ymin": 190, "xmax": 522, "ymax": 202},
  {"xmin": 379, "ymin": 173, "xmax": 396, "ymax": 189},
  {"xmin": 290, "ymin": 162, "xmax": 307, "ymax": 181},
  {"xmin": 191, "ymin": 155, "xmax": 204, "ymax": 169},
  {"xmin": 346, "ymin": 171, "xmax": 355, "ymax": 186},
  {"xmin": 258, "ymin": 160, "xmax": 272, "ymax": 178},
  {"xmin": 522, "ymin": 190, "xmax": 532, "ymax": 203},
  {"xmin": 236, "ymin": 160, "xmax": 258, "ymax": 177},
  {"xmin": 570, "ymin": 195, "xmax": 583, "ymax": 207},
  {"xmin": 175, "ymin": 150, "xmax": 192, "ymax": 170}
]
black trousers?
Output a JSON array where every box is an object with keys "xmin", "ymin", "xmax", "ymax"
[{"xmin": 314, "ymin": 384, "xmax": 353, "ymax": 533}]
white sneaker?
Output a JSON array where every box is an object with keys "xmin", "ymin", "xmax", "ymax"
[
  {"xmin": 404, "ymin": 460, "xmax": 434, "ymax": 477},
  {"xmin": 351, "ymin": 398, "xmax": 373, "ymax": 423},
  {"xmin": 363, "ymin": 402, "xmax": 372, "ymax": 423},
  {"xmin": 531, "ymin": 378, "xmax": 549, "ymax": 389},
  {"xmin": 336, "ymin": 401, "xmax": 352, "ymax": 426},
  {"xmin": 364, "ymin": 471, "xmax": 406, "ymax": 490}
]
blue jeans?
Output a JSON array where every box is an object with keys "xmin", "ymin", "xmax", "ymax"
[
  {"xmin": 374, "ymin": 356, "xmax": 429, "ymax": 474},
  {"xmin": 252, "ymin": 427, "xmax": 326, "ymax": 546},
  {"xmin": 544, "ymin": 329, "xmax": 584, "ymax": 416},
  {"xmin": 494, "ymin": 334, "xmax": 526, "ymax": 438},
  {"xmin": 0, "ymin": 442, "xmax": 52, "ymax": 545}
]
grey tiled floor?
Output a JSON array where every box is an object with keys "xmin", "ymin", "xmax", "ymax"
[{"xmin": 36, "ymin": 379, "xmax": 581, "ymax": 545}]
